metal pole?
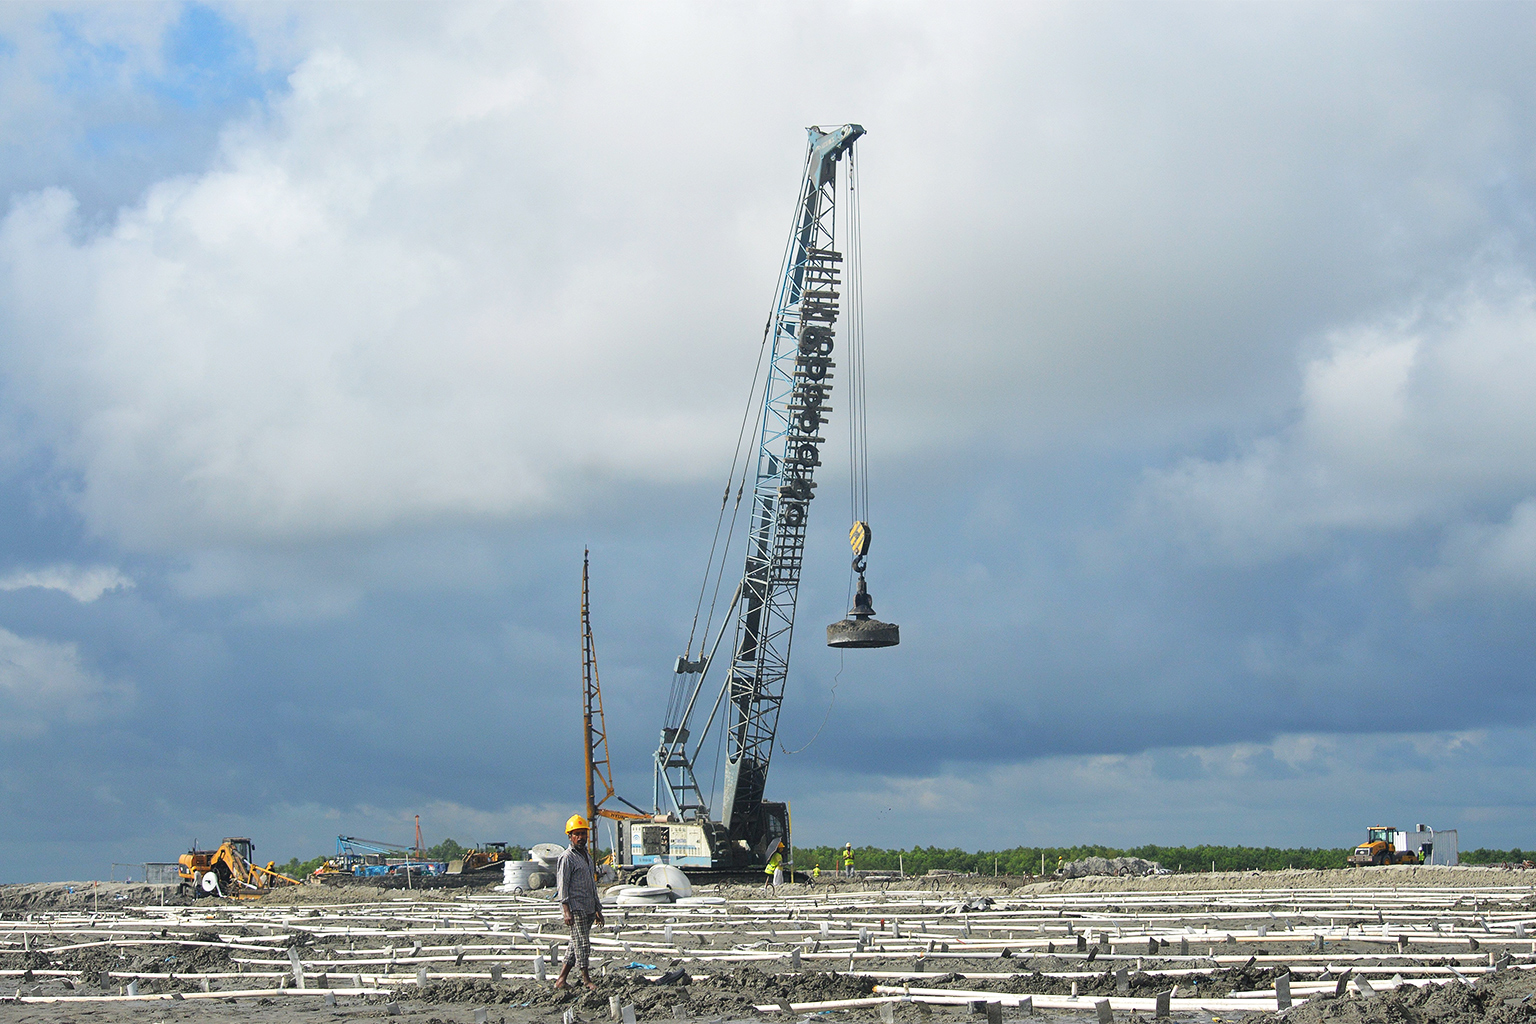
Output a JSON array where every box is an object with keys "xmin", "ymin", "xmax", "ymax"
[
  {"xmin": 584, "ymin": 551, "xmax": 597, "ymax": 830},
  {"xmin": 787, "ymin": 802, "xmax": 793, "ymax": 879}
]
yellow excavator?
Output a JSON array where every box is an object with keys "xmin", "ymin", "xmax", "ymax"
[{"xmin": 178, "ymin": 838, "xmax": 300, "ymax": 898}]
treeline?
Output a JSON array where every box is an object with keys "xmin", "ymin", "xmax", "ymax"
[
  {"xmin": 270, "ymin": 838, "xmax": 1528, "ymax": 880},
  {"xmin": 275, "ymin": 855, "xmax": 328, "ymax": 878},
  {"xmin": 788, "ymin": 844, "xmax": 1353, "ymax": 876},
  {"xmin": 1462, "ymin": 849, "xmax": 1531, "ymax": 865}
]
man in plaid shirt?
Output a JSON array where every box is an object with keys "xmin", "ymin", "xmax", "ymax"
[{"xmin": 554, "ymin": 814, "xmax": 604, "ymax": 990}]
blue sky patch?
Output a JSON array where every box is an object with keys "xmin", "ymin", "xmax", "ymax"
[
  {"xmin": 5, "ymin": 5, "xmax": 292, "ymax": 222},
  {"xmin": 152, "ymin": 3, "xmax": 280, "ymax": 110}
]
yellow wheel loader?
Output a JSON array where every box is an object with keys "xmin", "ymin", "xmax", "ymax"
[{"xmin": 1347, "ymin": 826, "xmax": 1423, "ymax": 866}]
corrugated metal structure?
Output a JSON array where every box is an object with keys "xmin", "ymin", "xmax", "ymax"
[
  {"xmin": 1402, "ymin": 825, "xmax": 1458, "ymax": 866},
  {"xmin": 143, "ymin": 862, "xmax": 181, "ymax": 885}
]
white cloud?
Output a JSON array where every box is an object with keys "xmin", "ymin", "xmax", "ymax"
[
  {"xmin": 1144, "ymin": 283, "xmax": 1536, "ymax": 564},
  {"xmin": 0, "ymin": 28, "xmax": 764, "ymax": 550},
  {"xmin": 0, "ymin": 564, "xmax": 133, "ymax": 602},
  {"xmin": 2, "ymin": 7, "xmax": 1534, "ymax": 553},
  {"xmin": 0, "ymin": 626, "xmax": 128, "ymax": 735}
]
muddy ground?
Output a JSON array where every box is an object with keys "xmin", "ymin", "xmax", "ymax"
[
  {"xmin": 6, "ymin": 968, "xmax": 1536, "ymax": 1024},
  {"xmin": 5, "ymin": 870, "xmax": 1536, "ymax": 1024}
]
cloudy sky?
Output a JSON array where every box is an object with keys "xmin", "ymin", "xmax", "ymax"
[{"xmin": 2, "ymin": 1, "xmax": 1536, "ymax": 882}]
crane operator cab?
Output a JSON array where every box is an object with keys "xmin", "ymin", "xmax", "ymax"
[{"xmin": 827, "ymin": 521, "xmax": 899, "ymax": 648}]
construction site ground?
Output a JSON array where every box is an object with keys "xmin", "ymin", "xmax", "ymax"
[{"xmin": 5, "ymin": 867, "xmax": 1536, "ymax": 1024}]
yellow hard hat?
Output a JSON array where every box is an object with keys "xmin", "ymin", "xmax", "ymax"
[{"xmin": 565, "ymin": 814, "xmax": 590, "ymax": 834}]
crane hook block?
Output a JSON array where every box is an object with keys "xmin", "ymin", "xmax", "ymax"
[
  {"xmin": 827, "ymin": 574, "xmax": 900, "ymax": 649},
  {"xmin": 850, "ymin": 521, "xmax": 871, "ymax": 559}
]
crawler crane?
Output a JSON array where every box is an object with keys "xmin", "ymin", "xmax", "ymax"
[{"xmin": 613, "ymin": 125, "xmax": 898, "ymax": 875}]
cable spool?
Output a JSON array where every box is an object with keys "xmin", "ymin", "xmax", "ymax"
[{"xmin": 529, "ymin": 843, "xmax": 564, "ymax": 866}]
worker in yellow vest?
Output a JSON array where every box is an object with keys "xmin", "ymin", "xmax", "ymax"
[
  {"xmin": 812, "ymin": 863, "xmax": 821, "ymax": 883},
  {"xmin": 841, "ymin": 843, "xmax": 855, "ymax": 877},
  {"xmin": 764, "ymin": 842, "xmax": 784, "ymax": 891}
]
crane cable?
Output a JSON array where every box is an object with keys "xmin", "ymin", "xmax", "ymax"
[
  {"xmin": 681, "ymin": 317, "xmax": 769, "ymax": 656},
  {"xmin": 844, "ymin": 145, "xmax": 871, "ymax": 605},
  {"xmin": 667, "ymin": 312, "xmax": 767, "ymax": 728},
  {"xmin": 780, "ymin": 650, "xmax": 842, "ymax": 755},
  {"xmin": 671, "ymin": 142, "xmax": 820, "ymax": 727},
  {"xmin": 695, "ymin": 155, "xmax": 817, "ymax": 652}
]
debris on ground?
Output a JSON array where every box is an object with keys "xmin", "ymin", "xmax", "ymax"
[
  {"xmin": 4, "ymin": 869, "xmax": 1536, "ymax": 1023},
  {"xmin": 1054, "ymin": 857, "xmax": 1166, "ymax": 878}
]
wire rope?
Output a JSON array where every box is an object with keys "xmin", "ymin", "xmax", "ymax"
[
  {"xmin": 687, "ymin": 152, "xmax": 817, "ymax": 659},
  {"xmin": 663, "ymin": 136, "xmax": 820, "ymax": 796},
  {"xmin": 694, "ymin": 155, "xmax": 820, "ymax": 658},
  {"xmin": 853, "ymin": 148, "xmax": 871, "ymax": 526},
  {"xmin": 779, "ymin": 651, "xmax": 843, "ymax": 755},
  {"xmin": 782, "ymin": 138, "xmax": 865, "ymax": 757},
  {"xmin": 682, "ymin": 319, "xmax": 770, "ymax": 658},
  {"xmin": 673, "ymin": 152, "xmax": 811, "ymax": 699},
  {"xmin": 842, "ymin": 145, "xmax": 871, "ymax": 606}
]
